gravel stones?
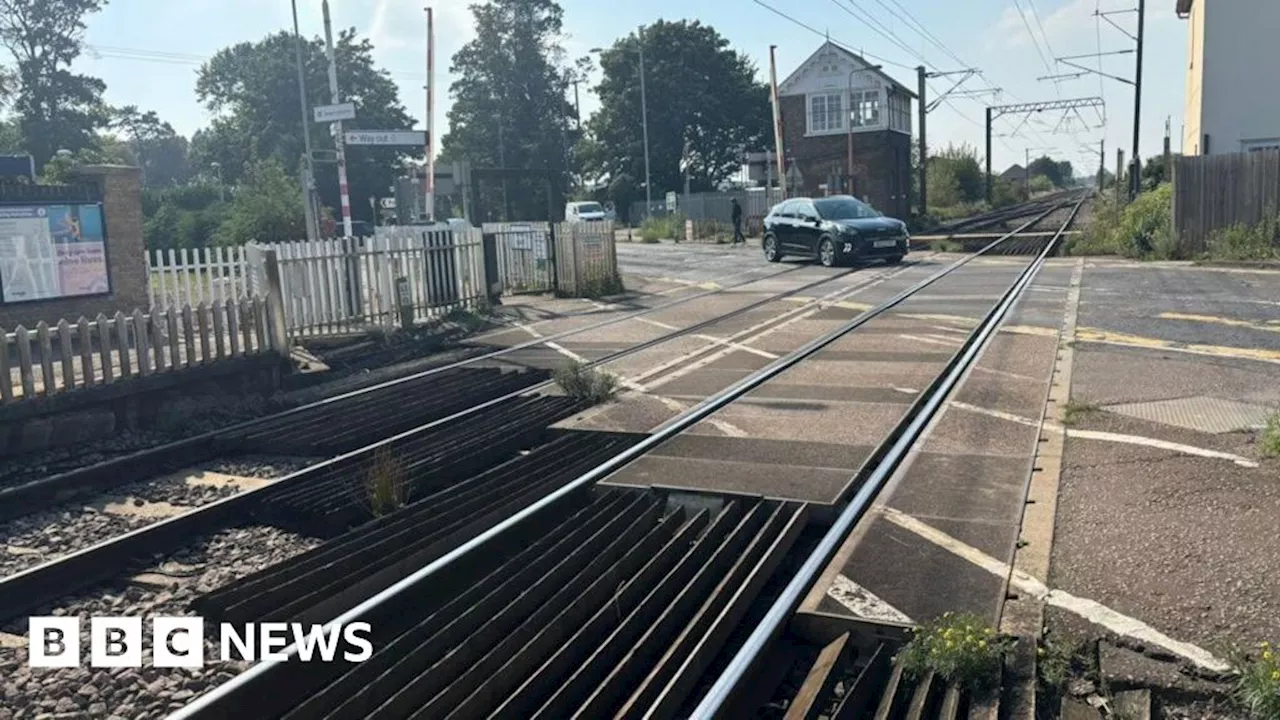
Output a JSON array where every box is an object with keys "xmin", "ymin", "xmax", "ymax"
[{"xmin": 0, "ymin": 525, "xmax": 320, "ymax": 718}]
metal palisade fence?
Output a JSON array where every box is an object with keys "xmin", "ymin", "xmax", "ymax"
[{"xmin": 484, "ymin": 220, "xmax": 619, "ymax": 297}]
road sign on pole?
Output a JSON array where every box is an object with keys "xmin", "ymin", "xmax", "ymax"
[
  {"xmin": 344, "ymin": 130, "xmax": 426, "ymax": 146},
  {"xmin": 314, "ymin": 102, "xmax": 356, "ymax": 123}
]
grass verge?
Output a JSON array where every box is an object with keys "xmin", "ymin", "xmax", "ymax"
[
  {"xmin": 1230, "ymin": 641, "xmax": 1280, "ymax": 720},
  {"xmin": 1260, "ymin": 412, "xmax": 1280, "ymax": 458},
  {"xmin": 1061, "ymin": 398, "xmax": 1101, "ymax": 427}
]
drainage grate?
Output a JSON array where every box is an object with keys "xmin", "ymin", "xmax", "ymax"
[{"xmin": 1104, "ymin": 395, "xmax": 1276, "ymax": 434}]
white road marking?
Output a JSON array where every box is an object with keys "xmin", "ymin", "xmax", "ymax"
[
  {"xmin": 948, "ymin": 401, "xmax": 1260, "ymax": 468},
  {"xmin": 892, "ymin": 387, "xmax": 918, "ymax": 395},
  {"xmin": 827, "ymin": 574, "xmax": 913, "ymax": 624},
  {"xmin": 878, "ymin": 507, "xmax": 1232, "ymax": 674},
  {"xmin": 897, "ymin": 333, "xmax": 960, "ymax": 348},
  {"xmin": 633, "ymin": 316, "xmax": 779, "ymax": 359}
]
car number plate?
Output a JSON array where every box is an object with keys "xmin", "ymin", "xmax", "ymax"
[{"xmin": 873, "ymin": 239, "xmax": 897, "ymax": 248}]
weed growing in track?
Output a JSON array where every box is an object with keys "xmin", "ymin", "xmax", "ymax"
[
  {"xmin": 1061, "ymin": 399, "xmax": 1102, "ymax": 427},
  {"xmin": 365, "ymin": 447, "xmax": 410, "ymax": 517},
  {"xmin": 897, "ymin": 612, "xmax": 1013, "ymax": 695},
  {"xmin": 1230, "ymin": 641, "xmax": 1280, "ymax": 720},
  {"xmin": 554, "ymin": 361, "xmax": 619, "ymax": 405}
]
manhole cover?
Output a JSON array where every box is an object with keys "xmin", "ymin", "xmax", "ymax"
[{"xmin": 1104, "ymin": 396, "xmax": 1275, "ymax": 434}]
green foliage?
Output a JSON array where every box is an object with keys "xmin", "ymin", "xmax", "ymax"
[
  {"xmin": 0, "ymin": 116, "xmax": 20, "ymax": 153},
  {"xmin": 553, "ymin": 361, "xmax": 619, "ymax": 405},
  {"xmin": 991, "ymin": 178, "xmax": 1025, "ymax": 208},
  {"xmin": 639, "ymin": 214, "xmax": 684, "ymax": 242},
  {"xmin": 577, "ymin": 272, "xmax": 626, "ymax": 299},
  {"xmin": 441, "ymin": 0, "xmax": 573, "ymax": 222},
  {"xmin": 37, "ymin": 143, "xmax": 131, "ymax": 184},
  {"xmin": 1068, "ymin": 185, "xmax": 1173, "ymax": 259},
  {"xmin": 212, "ymin": 160, "xmax": 306, "ymax": 246},
  {"xmin": 111, "ymin": 105, "xmax": 191, "ymax": 188},
  {"xmin": 1230, "ymin": 641, "xmax": 1280, "ymax": 720},
  {"xmin": 897, "ymin": 612, "xmax": 1014, "ymax": 695},
  {"xmin": 1261, "ymin": 413, "xmax": 1280, "ymax": 459},
  {"xmin": 584, "ymin": 20, "xmax": 771, "ymax": 214},
  {"xmin": 192, "ymin": 29, "xmax": 415, "ymax": 224},
  {"xmin": 1203, "ymin": 214, "xmax": 1280, "ymax": 262},
  {"xmin": 1028, "ymin": 174, "xmax": 1055, "ymax": 195},
  {"xmin": 1028, "ymin": 156, "xmax": 1075, "ymax": 188},
  {"xmin": 0, "ymin": 0, "xmax": 110, "ymax": 169},
  {"xmin": 364, "ymin": 448, "xmax": 410, "ymax": 518},
  {"xmin": 1037, "ymin": 636, "xmax": 1090, "ymax": 692},
  {"xmin": 1061, "ymin": 398, "xmax": 1102, "ymax": 427}
]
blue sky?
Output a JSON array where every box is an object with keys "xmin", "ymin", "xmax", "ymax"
[{"xmin": 68, "ymin": 0, "xmax": 1186, "ymax": 175}]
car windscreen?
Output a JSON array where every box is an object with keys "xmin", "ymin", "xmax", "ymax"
[
  {"xmin": 575, "ymin": 203, "xmax": 603, "ymax": 213},
  {"xmin": 814, "ymin": 198, "xmax": 880, "ymax": 220}
]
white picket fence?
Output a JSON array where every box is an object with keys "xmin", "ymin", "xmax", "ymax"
[
  {"xmin": 149, "ymin": 245, "xmax": 251, "ymax": 311},
  {"xmin": 147, "ymin": 229, "xmax": 487, "ymax": 339},
  {"xmin": 1, "ymin": 299, "xmax": 277, "ymax": 404}
]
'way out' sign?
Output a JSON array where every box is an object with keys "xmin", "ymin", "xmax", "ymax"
[{"xmin": 344, "ymin": 130, "xmax": 426, "ymax": 146}]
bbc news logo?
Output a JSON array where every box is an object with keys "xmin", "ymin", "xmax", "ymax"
[{"xmin": 28, "ymin": 617, "xmax": 373, "ymax": 667}]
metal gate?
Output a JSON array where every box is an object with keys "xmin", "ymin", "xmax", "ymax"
[{"xmin": 492, "ymin": 223, "xmax": 555, "ymax": 294}]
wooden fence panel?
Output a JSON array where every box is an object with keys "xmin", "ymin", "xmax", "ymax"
[
  {"xmin": 2, "ymin": 297, "xmax": 277, "ymax": 405},
  {"xmin": 1173, "ymin": 149, "xmax": 1280, "ymax": 254}
]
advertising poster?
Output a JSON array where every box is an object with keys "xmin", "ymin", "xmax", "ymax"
[{"xmin": 0, "ymin": 203, "xmax": 110, "ymax": 303}]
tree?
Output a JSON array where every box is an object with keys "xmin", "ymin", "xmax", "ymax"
[
  {"xmin": 193, "ymin": 29, "xmax": 416, "ymax": 223},
  {"xmin": 1027, "ymin": 156, "xmax": 1075, "ymax": 188},
  {"xmin": 930, "ymin": 145, "xmax": 984, "ymax": 205},
  {"xmin": 584, "ymin": 20, "xmax": 770, "ymax": 213},
  {"xmin": 213, "ymin": 159, "xmax": 306, "ymax": 246},
  {"xmin": 441, "ymin": 0, "xmax": 576, "ymax": 222},
  {"xmin": 0, "ymin": 0, "xmax": 110, "ymax": 169},
  {"xmin": 111, "ymin": 106, "xmax": 191, "ymax": 188}
]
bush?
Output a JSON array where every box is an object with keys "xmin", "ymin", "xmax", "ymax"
[
  {"xmin": 553, "ymin": 361, "xmax": 619, "ymax": 405},
  {"xmin": 1231, "ymin": 641, "xmax": 1280, "ymax": 720},
  {"xmin": 639, "ymin": 213, "xmax": 685, "ymax": 243},
  {"xmin": 1068, "ymin": 185, "xmax": 1173, "ymax": 258},
  {"xmin": 577, "ymin": 272, "xmax": 625, "ymax": 299},
  {"xmin": 1204, "ymin": 214, "xmax": 1280, "ymax": 262},
  {"xmin": 897, "ymin": 612, "xmax": 1014, "ymax": 695}
]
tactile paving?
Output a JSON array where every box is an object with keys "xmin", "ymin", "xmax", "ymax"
[{"xmin": 1103, "ymin": 395, "xmax": 1275, "ymax": 434}]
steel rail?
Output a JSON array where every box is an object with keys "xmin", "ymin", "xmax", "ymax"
[
  {"xmin": 687, "ymin": 191, "xmax": 1088, "ymax": 719},
  {"xmin": 0, "ymin": 262, "xmax": 892, "ymax": 621},
  {"xmin": 165, "ymin": 201, "xmax": 1070, "ymax": 720}
]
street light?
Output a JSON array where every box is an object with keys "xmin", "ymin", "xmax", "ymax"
[
  {"xmin": 846, "ymin": 65, "xmax": 883, "ymax": 196},
  {"xmin": 591, "ymin": 27, "xmax": 652, "ymax": 219}
]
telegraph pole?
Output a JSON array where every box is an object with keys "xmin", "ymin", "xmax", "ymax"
[
  {"xmin": 291, "ymin": 0, "xmax": 318, "ymax": 242},
  {"xmin": 1130, "ymin": 0, "xmax": 1145, "ymax": 199},
  {"xmin": 985, "ymin": 107, "xmax": 993, "ymax": 204},
  {"xmin": 917, "ymin": 66, "xmax": 927, "ymax": 214},
  {"xmin": 322, "ymin": 0, "xmax": 353, "ymax": 237},
  {"xmin": 637, "ymin": 25, "xmax": 652, "ymax": 218}
]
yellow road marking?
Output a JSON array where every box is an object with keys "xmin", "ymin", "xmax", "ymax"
[
  {"xmin": 1075, "ymin": 327, "xmax": 1280, "ymax": 364},
  {"xmin": 1157, "ymin": 311, "xmax": 1280, "ymax": 333}
]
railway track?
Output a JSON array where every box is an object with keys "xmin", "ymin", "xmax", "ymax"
[{"xmin": 133, "ymin": 192, "xmax": 1088, "ymax": 720}]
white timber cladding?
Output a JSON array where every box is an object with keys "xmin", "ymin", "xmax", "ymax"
[
  {"xmin": 779, "ymin": 41, "xmax": 912, "ymax": 138},
  {"xmin": 1181, "ymin": 0, "xmax": 1280, "ymax": 155}
]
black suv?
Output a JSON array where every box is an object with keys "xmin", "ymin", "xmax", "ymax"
[{"xmin": 762, "ymin": 195, "xmax": 909, "ymax": 267}]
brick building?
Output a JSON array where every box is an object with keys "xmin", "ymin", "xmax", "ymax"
[{"xmin": 777, "ymin": 42, "xmax": 915, "ymax": 219}]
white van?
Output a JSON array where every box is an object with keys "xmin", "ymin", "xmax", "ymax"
[{"xmin": 565, "ymin": 201, "xmax": 607, "ymax": 222}]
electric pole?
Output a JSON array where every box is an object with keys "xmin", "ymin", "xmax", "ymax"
[
  {"xmin": 291, "ymin": 0, "xmax": 318, "ymax": 242},
  {"xmin": 1130, "ymin": 0, "xmax": 1145, "ymax": 199},
  {"xmin": 637, "ymin": 25, "xmax": 652, "ymax": 219},
  {"xmin": 917, "ymin": 66, "xmax": 927, "ymax": 215},
  {"xmin": 322, "ymin": 0, "xmax": 353, "ymax": 238},
  {"xmin": 426, "ymin": 7, "xmax": 436, "ymax": 222}
]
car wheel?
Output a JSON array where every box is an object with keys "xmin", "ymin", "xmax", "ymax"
[
  {"xmin": 819, "ymin": 237, "xmax": 837, "ymax": 268},
  {"xmin": 763, "ymin": 234, "xmax": 782, "ymax": 262}
]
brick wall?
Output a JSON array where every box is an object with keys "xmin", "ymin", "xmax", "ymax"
[
  {"xmin": 0, "ymin": 165, "xmax": 148, "ymax": 330},
  {"xmin": 779, "ymin": 95, "xmax": 912, "ymax": 219}
]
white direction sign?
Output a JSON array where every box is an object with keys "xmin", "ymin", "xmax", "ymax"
[
  {"xmin": 314, "ymin": 102, "xmax": 356, "ymax": 123},
  {"xmin": 344, "ymin": 130, "xmax": 426, "ymax": 146}
]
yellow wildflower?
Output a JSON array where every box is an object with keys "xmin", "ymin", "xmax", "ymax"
[
  {"xmin": 946, "ymin": 640, "xmax": 954, "ymax": 649},
  {"xmin": 1264, "ymin": 650, "xmax": 1274, "ymax": 661},
  {"xmin": 1272, "ymin": 670, "xmax": 1280, "ymax": 682},
  {"xmin": 979, "ymin": 641, "xmax": 987, "ymax": 650}
]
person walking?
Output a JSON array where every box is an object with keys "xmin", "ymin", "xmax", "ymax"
[{"xmin": 730, "ymin": 198, "xmax": 745, "ymax": 246}]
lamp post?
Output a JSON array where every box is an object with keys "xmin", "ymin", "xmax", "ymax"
[
  {"xmin": 591, "ymin": 28, "xmax": 651, "ymax": 219},
  {"xmin": 846, "ymin": 65, "xmax": 883, "ymax": 196}
]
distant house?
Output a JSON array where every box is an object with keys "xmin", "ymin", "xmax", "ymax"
[
  {"xmin": 776, "ymin": 42, "xmax": 916, "ymax": 219},
  {"xmin": 1001, "ymin": 164, "xmax": 1028, "ymax": 183},
  {"xmin": 1178, "ymin": 0, "xmax": 1280, "ymax": 154}
]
